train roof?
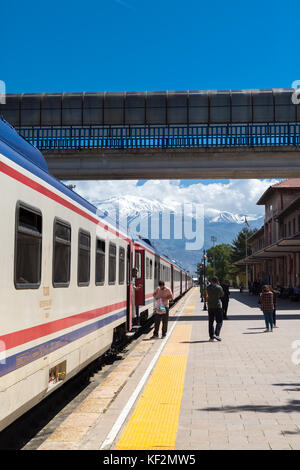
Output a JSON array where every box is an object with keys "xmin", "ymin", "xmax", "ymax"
[
  {"xmin": 0, "ymin": 117, "xmax": 48, "ymax": 172},
  {"xmin": 133, "ymin": 236, "xmax": 190, "ymax": 272},
  {"xmin": 0, "ymin": 118, "xmax": 191, "ymax": 274}
]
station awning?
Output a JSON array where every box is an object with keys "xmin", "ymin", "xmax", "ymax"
[{"xmin": 234, "ymin": 235, "xmax": 300, "ymax": 265}]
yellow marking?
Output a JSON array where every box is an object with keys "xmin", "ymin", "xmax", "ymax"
[
  {"xmin": 115, "ymin": 324, "xmax": 192, "ymax": 450},
  {"xmin": 182, "ymin": 305, "xmax": 195, "ymax": 316},
  {"xmin": 43, "ymin": 286, "xmax": 50, "ymax": 296}
]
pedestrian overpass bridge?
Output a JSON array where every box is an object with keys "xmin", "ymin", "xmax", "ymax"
[{"xmin": 1, "ymin": 89, "xmax": 299, "ymax": 179}]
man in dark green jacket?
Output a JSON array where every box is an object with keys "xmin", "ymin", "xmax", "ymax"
[{"xmin": 206, "ymin": 276, "xmax": 224, "ymax": 342}]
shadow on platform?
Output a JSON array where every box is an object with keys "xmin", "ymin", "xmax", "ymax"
[
  {"xmin": 200, "ymin": 400, "xmax": 300, "ymax": 414},
  {"xmin": 169, "ymin": 313, "xmax": 300, "ymax": 322},
  {"xmin": 230, "ymin": 289, "xmax": 300, "ymax": 311}
]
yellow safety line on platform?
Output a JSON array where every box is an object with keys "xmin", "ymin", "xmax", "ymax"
[
  {"xmin": 115, "ymin": 320, "xmax": 192, "ymax": 450},
  {"xmin": 182, "ymin": 305, "xmax": 195, "ymax": 315}
]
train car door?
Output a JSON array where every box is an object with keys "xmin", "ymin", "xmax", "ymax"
[
  {"xmin": 135, "ymin": 247, "xmax": 145, "ymax": 306},
  {"xmin": 180, "ymin": 270, "xmax": 183, "ymax": 295},
  {"xmin": 154, "ymin": 254, "xmax": 160, "ymax": 288},
  {"xmin": 126, "ymin": 243, "xmax": 133, "ymax": 331}
]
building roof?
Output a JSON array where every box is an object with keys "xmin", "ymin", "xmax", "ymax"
[
  {"xmin": 257, "ymin": 179, "xmax": 300, "ymax": 205},
  {"xmin": 248, "ymin": 226, "xmax": 264, "ymax": 242},
  {"xmin": 276, "ymin": 195, "xmax": 300, "ymax": 221}
]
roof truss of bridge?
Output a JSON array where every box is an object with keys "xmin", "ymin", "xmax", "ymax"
[{"xmin": 1, "ymin": 88, "xmax": 300, "ymax": 128}]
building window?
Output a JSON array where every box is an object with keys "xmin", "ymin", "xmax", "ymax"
[
  {"xmin": 78, "ymin": 230, "xmax": 90, "ymax": 285},
  {"xmin": 109, "ymin": 243, "xmax": 117, "ymax": 284},
  {"xmin": 119, "ymin": 247, "xmax": 125, "ymax": 284},
  {"xmin": 288, "ymin": 221, "xmax": 291, "ymax": 237},
  {"xmin": 95, "ymin": 238, "xmax": 105, "ymax": 285},
  {"xmin": 53, "ymin": 220, "xmax": 71, "ymax": 287},
  {"xmin": 15, "ymin": 203, "xmax": 42, "ymax": 289},
  {"xmin": 293, "ymin": 218, "xmax": 296, "ymax": 235}
]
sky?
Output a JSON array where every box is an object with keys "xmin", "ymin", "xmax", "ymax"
[
  {"xmin": 1, "ymin": 0, "xmax": 298, "ymax": 93},
  {"xmin": 65, "ymin": 178, "xmax": 279, "ymax": 219},
  {"xmin": 1, "ymin": 0, "xmax": 296, "ymax": 216}
]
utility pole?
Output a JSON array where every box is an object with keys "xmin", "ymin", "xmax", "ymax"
[
  {"xmin": 245, "ymin": 230, "xmax": 248, "ymax": 291},
  {"xmin": 211, "ymin": 235, "xmax": 217, "ymax": 277},
  {"xmin": 203, "ymin": 250, "xmax": 207, "ymax": 311}
]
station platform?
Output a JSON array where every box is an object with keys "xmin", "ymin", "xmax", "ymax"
[{"xmin": 38, "ymin": 287, "xmax": 300, "ymax": 450}]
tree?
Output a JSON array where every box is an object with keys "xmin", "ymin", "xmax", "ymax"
[
  {"xmin": 205, "ymin": 243, "xmax": 234, "ymax": 283},
  {"xmin": 231, "ymin": 227, "xmax": 257, "ymax": 264}
]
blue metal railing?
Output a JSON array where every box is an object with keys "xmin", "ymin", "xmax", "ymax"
[{"xmin": 17, "ymin": 124, "xmax": 300, "ymax": 150}]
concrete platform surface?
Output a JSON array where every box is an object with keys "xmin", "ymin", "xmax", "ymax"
[{"xmin": 38, "ymin": 288, "xmax": 300, "ymax": 450}]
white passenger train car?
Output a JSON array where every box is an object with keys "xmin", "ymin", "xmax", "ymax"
[{"xmin": 0, "ymin": 118, "xmax": 192, "ymax": 432}]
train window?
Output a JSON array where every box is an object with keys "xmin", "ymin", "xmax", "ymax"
[
  {"xmin": 119, "ymin": 247, "xmax": 125, "ymax": 284},
  {"xmin": 109, "ymin": 243, "xmax": 117, "ymax": 284},
  {"xmin": 150, "ymin": 259, "xmax": 153, "ymax": 279},
  {"xmin": 95, "ymin": 238, "xmax": 105, "ymax": 285},
  {"xmin": 155, "ymin": 261, "xmax": 159, "ymax": 281},
  {"xmin": 146, "ymin": 257, "xmax": 150, "ymax": 279},
  {"xmin": 78, "ymin": 230, "xmax": 90, "ymax": 286},
  {"xmin": 15, "ymin": 203, "xmax": 42, "ymax": 289},
  {"xmin": 53, "ymin": 219, "xmax": 71, "ymax": 287},
  {"xmin": 135, "ymin": 252, "xmax": 142, "ymax": 279}
]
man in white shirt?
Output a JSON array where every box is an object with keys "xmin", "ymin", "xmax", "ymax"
[{"xmin": 152, "ymin": 281, "xmax": 174, "ymax": 339}]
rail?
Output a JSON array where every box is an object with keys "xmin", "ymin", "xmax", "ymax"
[{"xmin": 17, "ymin": 123, "xmax": 300, "ymax": 150}]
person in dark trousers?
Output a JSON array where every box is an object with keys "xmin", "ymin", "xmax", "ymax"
[
  {"xmin": 221, "ymin": 280, "xmax": 230, "ymax": 320},
  {"xmin": 152, "ymin": 281, "xmax": 174, "ymax": 338},
  {"xmin": 206, "ymin": 276, "xmax": 224, "ymax": 342},
  {"xmin": 269, "ymin": 285, "xmax": 279, "ymax": 328},
  {"xmin": 259, "ymin": 285, "xmax": 274, "ymax": 332}
]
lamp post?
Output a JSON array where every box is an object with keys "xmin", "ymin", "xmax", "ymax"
[
  {"xmin": 199, "ymin": 262, "xmax": 204, "ymax": 301},
  {"xmin": 203, "ymin": 250, "xmax": 207, "ymax": 311},
  {"xmin": 245, "ymin": 230, "xmax": 248, "ymax": 292},
  {"xmin": 211, "ymin": 235, "xmax": 217, "ymax": 277}
]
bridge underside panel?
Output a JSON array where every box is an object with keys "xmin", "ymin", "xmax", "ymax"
[
  {"xmin": 44, "ymin": 147, "xmax": 300, "ymax": 180},
  {"xmin": 1, "ymin": 90, "xmax": 300, "ymax": 181},
  {"xmin": 1, "ymin": 89, "xmax": 300, "ymax": 127}
]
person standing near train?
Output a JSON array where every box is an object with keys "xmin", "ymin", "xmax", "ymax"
[{"xmin": 152, "ymin": 281, "xmax": 174, "ymax": 338}]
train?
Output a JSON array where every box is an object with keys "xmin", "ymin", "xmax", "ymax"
[{"xmin": 0, "ymin": 117, "xmax": 192, "ymax": 432}]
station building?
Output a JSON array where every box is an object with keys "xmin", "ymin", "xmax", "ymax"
[{"xmin": 236, "ymin": 179, "xmax": 300, "ymax": 288}]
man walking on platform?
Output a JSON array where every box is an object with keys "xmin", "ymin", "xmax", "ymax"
[
  {"xmin": 221, "ymin": 280, "xmax": 230, "ymax": 320},
  {"xmin": 206, "ymin": 276, "xmax": 224, "ymax": 342},
  {"xmin": 152, "ymin": 281, "xmax": 174, "ymax": 338}
]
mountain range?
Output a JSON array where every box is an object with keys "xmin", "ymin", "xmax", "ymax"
[{"xmin": 91, "ymin": 195, "xmax": 264, "ymax": 275}]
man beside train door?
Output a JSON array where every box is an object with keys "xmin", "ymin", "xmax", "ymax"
[
  {"xmin": 131, "ymin": 267, "xmax": 139, "ymax": 326},
  {"xmin": 152, "ymin": 281, "xmax": 174, "ymax": 338}
]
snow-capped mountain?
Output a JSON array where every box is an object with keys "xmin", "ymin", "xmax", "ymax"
[
  {"xmin": 208, "ymin": 211, "xmax": 260, "ymax": 225},
  {"xmin": 94, "ymin": 195, "xmax": 175, "ymax": 219},
  {"xmin": 93, "ymin": 195, "xmax": 263, "ymax": 274}
]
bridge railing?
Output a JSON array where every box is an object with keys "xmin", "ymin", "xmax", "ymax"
[{"xmin": 17, "ymin": 124, "xmax": 300, "ymax": 150}]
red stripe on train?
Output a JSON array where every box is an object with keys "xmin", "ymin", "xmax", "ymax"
[
  {"xmin": 0, "ymin": 161, "xmax": 130, "ymax": 242},
  {"xmin": 0, "ymin": 300, "xmax": 127, "ymax": 351}
]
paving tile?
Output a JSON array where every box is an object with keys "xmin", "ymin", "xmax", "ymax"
[{"xmin": 176, "ymin": 290, "xmax": 300, "ymax": 451}]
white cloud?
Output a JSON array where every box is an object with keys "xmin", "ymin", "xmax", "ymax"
[{"xmin": 64, "ymin": 178, "xmax": 279, "ymax": 218}]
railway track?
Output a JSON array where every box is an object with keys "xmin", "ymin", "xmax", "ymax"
[
  {"xmin": 0, "ymin": 317, "xmax": 155, "ymax": 450},
  {"xmin": 0, "ymin": 295, "xmax": 187, "ymax": 450}
]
